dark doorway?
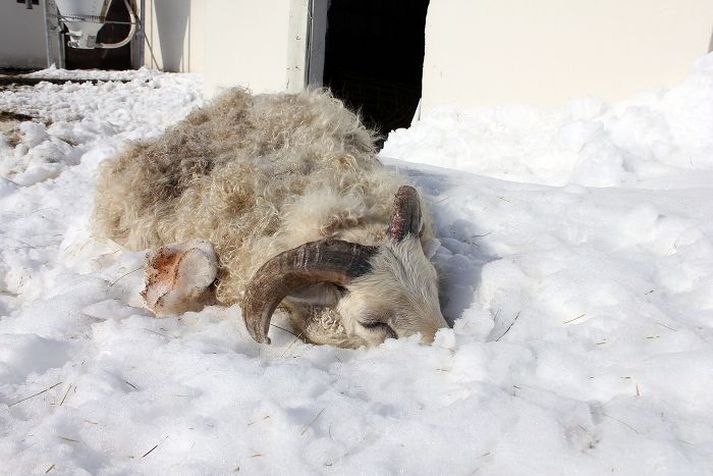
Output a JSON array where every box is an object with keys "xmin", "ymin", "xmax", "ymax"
[
  {"xmin": 322, "ymin": 0, "xmax": 429, "ymax": 145},
  {"xmin": 64, "ymin": 0, "xmax": 133, "ymax": 70}
]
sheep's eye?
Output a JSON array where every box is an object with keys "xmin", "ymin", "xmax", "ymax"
[{"xmin": 361, "ymin": 320, "xmax": 397, "ymax": 340}]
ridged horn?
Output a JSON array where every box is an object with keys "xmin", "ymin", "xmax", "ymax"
[
  {"xmin": 242, "ymin": 238, "xmax": 378, "ymax": 344},
  {"xmin": 388, "ymin": 185, "xmax": 422, "ymax": 241}
]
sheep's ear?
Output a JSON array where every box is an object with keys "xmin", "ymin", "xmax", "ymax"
[{"xmin": 387, "ymin": 185, "xmax": 423, "ymax": 242}]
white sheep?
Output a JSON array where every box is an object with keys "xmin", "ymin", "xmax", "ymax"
[{"xmin": 93, "ymin": 88, "xmax": 447, "ymax": 348}]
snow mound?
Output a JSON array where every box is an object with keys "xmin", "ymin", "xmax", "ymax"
[
  {"xmin": 22, "ymin": 65, "xmax": 165, "ymax": 82},
  {"xmin": 383, "ymin": 54, "xmax": 713, "ymax": 188}
]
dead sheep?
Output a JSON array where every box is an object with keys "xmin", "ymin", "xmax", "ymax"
[{"xmin": 93, "ymin": 88, "xmax": 447, "ymax": 348}]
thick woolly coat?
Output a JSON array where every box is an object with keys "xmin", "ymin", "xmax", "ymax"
[{"xmin": 93, "ymin": 89, "xmax": 430, "ymax": 312}]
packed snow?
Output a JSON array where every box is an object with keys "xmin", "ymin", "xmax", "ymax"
[
  {"xmin": 1, "ymin": 55, "xmax": 713, "ymax": 475},
  {"xmin": 21, "ymin": 65, "xmax": 165, "ymax": 82}
]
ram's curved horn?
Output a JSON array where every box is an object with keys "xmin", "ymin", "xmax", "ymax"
[
  {"xmin": 387, "ymin": 185, "xmax": 423, "ymax": 242},
  {"xmin": 242, "ymin": 239, "xmax": 378, "ymax": 344}
]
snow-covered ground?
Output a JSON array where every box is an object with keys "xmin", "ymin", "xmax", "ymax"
[{"xmin": 1, "ymin": 55, "xmax": 713, "ymax": 475}]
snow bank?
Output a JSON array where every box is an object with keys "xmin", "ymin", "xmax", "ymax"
[
  {"xmin": 22, "ymin": 65, "xmax": 165, "ymax": 82},
  {"xmin": 1, "ymin": 59, "xmax": 713, "ymax": 474},
  {"xmin": 383, "ymin": 54, "xmax": 713, "ymax": 188}
]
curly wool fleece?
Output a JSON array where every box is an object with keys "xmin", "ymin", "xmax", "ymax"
[{"xmin": 93, "ymin": 88, "xmax": 429, "ymax": 306}]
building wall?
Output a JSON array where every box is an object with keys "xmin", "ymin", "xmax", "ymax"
[
  {"xmin": 421, "ymin": 0, "xmax": 713, "ymax": 110},
  {"xmin": 23, "ymin": 0, "xmax": 703, "ymax": 108},
  {"xmin": 143, "ymin": 0, "xmax": 298, "ymax": 96},
  {"xmin": 142, "ymin": 0, "xmax": 196, "ymax": 73},
  {"xmin": 0, "ymin": 2, "xmax": 47, "ymax": 69}
]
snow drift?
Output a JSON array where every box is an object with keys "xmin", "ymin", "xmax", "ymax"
[{"xmin": 1, "ymin": 56, "xmax": 713, "ymax": 474}]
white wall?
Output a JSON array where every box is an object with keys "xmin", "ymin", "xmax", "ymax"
[
  {"xmin": 143, "ymin": 0, "xmax": 296, "ymax": 96},
  {"xmin": 142, "ymin": 0, "xmax": 194, "ymax": 73},
  {"xmin": 422, "ymin": 0, "xmax": 713, "ymax": 110},
  {"xmin": 0, "ymin": 2, "xmax": 47, "ymax": 69}
]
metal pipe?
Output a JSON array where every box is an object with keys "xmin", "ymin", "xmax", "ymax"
[
  {"xmin": 96, "ymin": 0, "xmax": 137, "ymax": 49},
  {"xmin": 128, "ymin": 0, "xmax": 158, "ymax": 69},
  {"xmin": 41, "ymin": 0, "xmax": 53, "ymax": 67}
]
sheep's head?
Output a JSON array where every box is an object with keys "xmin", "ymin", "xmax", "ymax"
[{"xmin": 242, "ymin": 186, "xmax": 448, "ymax": 347}]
